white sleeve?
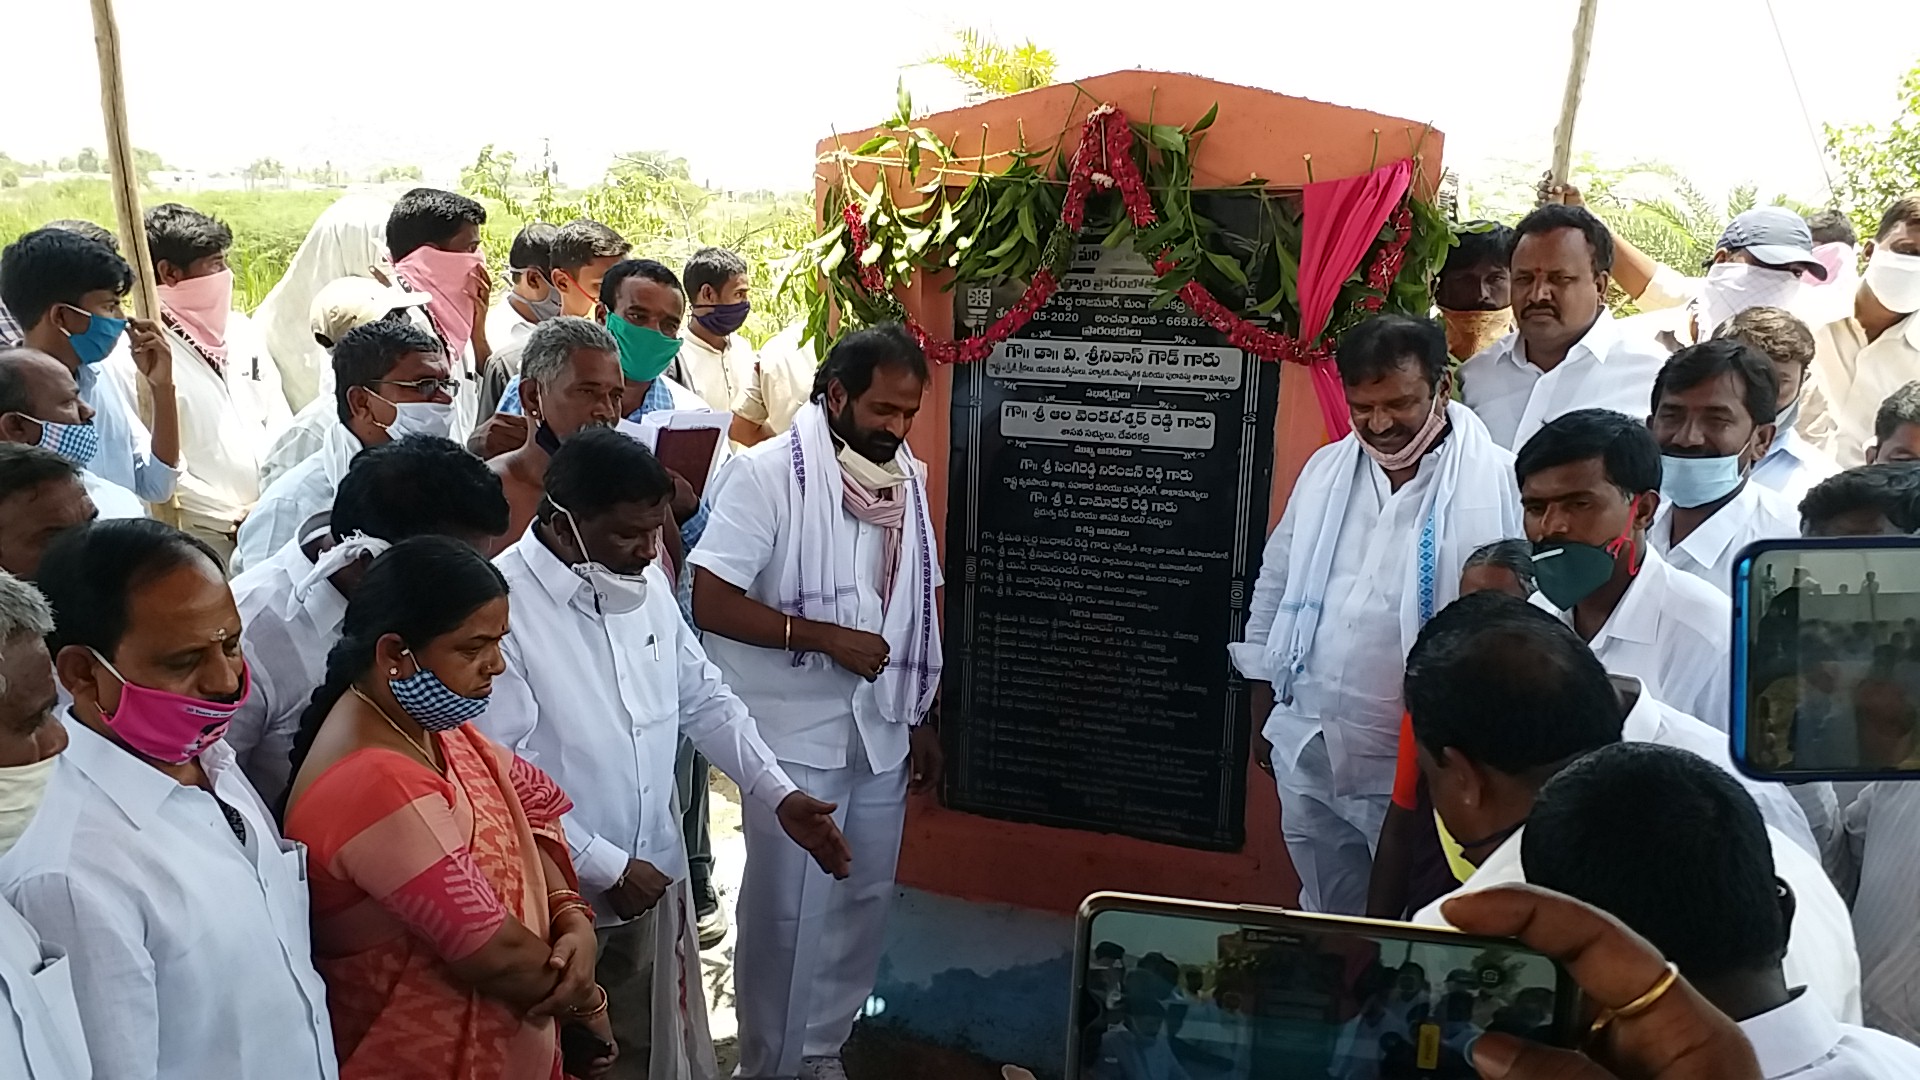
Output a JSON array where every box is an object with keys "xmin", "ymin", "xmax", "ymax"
[
  {"xmin": 99, "ymin": 363, "xmax": 182, "ymax": 503},
  {"xmin": 1228, "ymin": 502, "xmax": 1299, "ymax": 682},
  {"xmin": 7, "ymin": 872, "xmax": 159, "ymax": 1080},
  {"xmin": 1636, "ymin": 264, "xmax": 1701, "ymax": 313},
  {"xmin": 232, "ymin": 499, "xmax": 300, "ymax": 578},
  {"xmin": 478, "ymin": 646, "xmax": 629, "ymax": 893},
  {"xmin": 686, "ymin": 456, "xmax": 782, "ymax": 593},
  {"xmin": 674, "ymin": 611, "xmax": 797, "ymax": 811}
]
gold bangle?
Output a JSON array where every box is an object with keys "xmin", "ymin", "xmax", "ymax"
[
  {"xmin": 784, "ymin": 615, "xmax": 792, "ymax": 651},
  {"xmin": 1588, "ymin": 961, "xmax": 1680, "ymax": 1036},
  {"xmin": 550, "ymin": 901, "xmax": 594, "ymax": 926},
  {"xmin": 569, "ymin": 983, "xmax": 609, "ymax": 1017}
]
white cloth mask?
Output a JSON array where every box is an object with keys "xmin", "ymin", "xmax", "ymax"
[
  {"xmin": 1698, "ymin": 262, "xmax": 1806, "ymax": 336},
  {"xmin": 380, "ymin": 399, "xmax": 456, "ymax": 440},
  {"xmin": 552, "ymin": 500, "xmax": 649, "ymax": 616},
  {"xmin": 1865, "ymin": 248, "xmax": 1920, "ymax": 314},
  {"xmin": 836, "ymin": 443, "xmax": 907, "ymax": 492},
  {"xmin": 0, "ymin": 755, "xmax": 57, "ymax": 859}
]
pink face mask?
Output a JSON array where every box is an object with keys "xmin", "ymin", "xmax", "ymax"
[
  {"xmin": 156, "ymin": 268, "xmax": 234, "ymax": 363},
  {"xmin": 88, "ymin": 648, "xmax": 251, "ymax": 764},
  {"xmin": 394, "ymin": 247, "xmax": 485, "ymax": 358}
]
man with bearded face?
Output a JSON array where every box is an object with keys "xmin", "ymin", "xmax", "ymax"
[
  {"xmin": 1645, "ymin": 339, "xmax": 1801, "ymax": 596},
  {"xmin": 1457, "ymin": 205, "xmax": 1668, "ymax": 451},
  {"xmin": 1231, "ymin": 315, "xmax": 1521, "ymax": 916},
  {"xmin": 1515, "ymin": 408, "xmax": 1733, "ymax": 730},
  {"xmin": 689, "ymin": 325, "xmax": 943, "ymax": 1080}
]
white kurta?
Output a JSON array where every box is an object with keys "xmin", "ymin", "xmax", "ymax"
[
  {"xmin": 686, "ymin": 436, "xmax": 921, "ymax": 1076},
  {"xmin": 1550, "ymin": 547, "xmax": 1733, "ymax": 730},
  {"xmin": 732, "ymin": 325, "xmax": 817, "ymax": 437},
  {"xmin": 259, "ymin": 396, "xmax": 340, "ymax": 493},
  {"xmin": 1807, "ymin": 312, "xmax": 1920, "ymax": 467},
  {"xmin": 1751, "ymin": 427, "xmax": 1839, "ymax": 513},
  {"xmin": 80, "ymin": 469, "xmax": 147, "ymax": 520},
  {"xmin": 675, "ymin": 330, "xmax": 758, "ymax": 414},
  {"xmin": 227, "ymin": 527, "xmax": 347, "ymax": 804},
  {"xmin": 1459, "ymin": 311, "xmax": 1669, "ymax": 451},
  {"xmin": 1739, "ymin": 990, "xmax": 1920, "ymax": 1080},
  {"xmin": 0, "ymin": 719, "xmax": 337, "ymax": 1079},
  {"xmin": 108, "ymin": 313, "xmax": 292, "ymax": 534},
  {"xmin": 232, "ymin": 422, "xmax": 363, "ymax": 576},
  {"xmin": 1649, "ymin": 480, "xmax": 1801, "ymax": 596},
  {"xmin": 1412, "ymin": 823, "xmax": 1861, "ymax": 1026},
  {"xmin": 0, "ymin": 894, "xmax": 89, "ymax": 1080},
  {"xmin": 485, "ymin": 527, "xmax": 796, "ymax": 906}
]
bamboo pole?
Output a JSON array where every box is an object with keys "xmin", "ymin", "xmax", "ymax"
[
  {"xmin": 89, "ymin": 0, "xmax": 159, "ymax": 323},
  {"xmin": 1549, "ymin": 0, "xmax": 1602, "ymax": 187}
]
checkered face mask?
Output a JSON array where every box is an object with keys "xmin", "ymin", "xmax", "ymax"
[
  {"xmin": 388, "ymin": 649, "xmax": 490, "ymax": 731},
  {"xmin": 21, "ymin": 417, "xmax": 101, "ymax": 469}
]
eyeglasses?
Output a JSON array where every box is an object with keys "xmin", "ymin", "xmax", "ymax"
[{"xmin": 373, "ymin": 377, "xmax": 461, "ymax": 395}]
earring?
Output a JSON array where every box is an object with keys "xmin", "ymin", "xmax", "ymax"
[{"xmin": 388, "ymin": 667, "xmax": 399, "ymax": 677}]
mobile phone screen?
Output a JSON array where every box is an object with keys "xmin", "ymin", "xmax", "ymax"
[
  {"xmin": 1075, "ymin": 906, "xmax": 1568, "ymax": 1079},
  {"xmin": 1737, "ymin": 540, "xmax": 1920, "ymax": 779}
]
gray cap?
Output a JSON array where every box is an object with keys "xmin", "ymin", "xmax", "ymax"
[{"xmin": 1710, "ymin": 207, "xmax": 1829, "ymax": 280}]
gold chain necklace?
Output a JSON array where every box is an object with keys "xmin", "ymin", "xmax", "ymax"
[{"xmin": 350, "ymin": 685, "xmax": 443, "ymax": 775}]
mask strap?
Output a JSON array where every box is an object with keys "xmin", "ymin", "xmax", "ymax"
[
  {"xmin": 547, "ymin": 497, "xmax": 595, "ymax": 566},
  {"xmin": 86, "ymin": 647, "xmax": 129, "ymax": 687},
  {"xmin": 1603, "ymin": 501, "xmax": 1643, "ymax": 574}
]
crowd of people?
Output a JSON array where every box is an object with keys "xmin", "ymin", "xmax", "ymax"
[{"xmin": 0, "ymin": 175, "xmax": 1916, "ymax": 1080}]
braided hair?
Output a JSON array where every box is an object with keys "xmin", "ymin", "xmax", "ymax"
[{"xmin": 285, "ymin": 536, "xmax": 508, "ymax": 808}]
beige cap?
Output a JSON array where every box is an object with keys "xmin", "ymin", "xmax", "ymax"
[{"xmin": 310, "ymin": 276, "xmax": 431, "ymax": 345}]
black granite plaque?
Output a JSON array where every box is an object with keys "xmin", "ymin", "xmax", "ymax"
[{"xmin": 943, "ymin": 227, "xmax": 1280, "ymax": 850}]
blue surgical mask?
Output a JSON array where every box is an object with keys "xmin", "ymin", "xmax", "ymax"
[
  {"xmin": 58, "ymin": 304, "xmax": 127, "ymax": 366},
  {"xmin": 388, "ymin": 649, "xmax": 490, "ymax": 731},
  {"xmin": 1660, "ymin": 454, "xmax": 1745, "ymax": 509}
]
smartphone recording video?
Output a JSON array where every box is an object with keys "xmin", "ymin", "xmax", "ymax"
[
  {"xmin": 1069, "ymin": 893, "xmax": 1578, "ymax": 1080},
  {"xmin": 1735, "ymin": 537, "xmax": 1920, "ymax": 781}
]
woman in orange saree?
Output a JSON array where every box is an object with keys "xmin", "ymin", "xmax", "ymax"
[{"xmin": 283, "ymin": 536, "xmax": 617, "ymax": 1079}]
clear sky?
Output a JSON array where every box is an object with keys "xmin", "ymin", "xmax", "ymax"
[{"xmin": 4, "ymin": 0, "xmax": 1913, "ymax": 205}]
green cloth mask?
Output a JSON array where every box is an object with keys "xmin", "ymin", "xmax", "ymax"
[
  {"xmin": 1531, "ymin": 540, "xmax": 1624, "ymax": 611},
  {"xmin": 606, "ymin": 314, "xmax": 682, "ymax": 382}
]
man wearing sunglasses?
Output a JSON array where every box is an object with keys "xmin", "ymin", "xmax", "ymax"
[{"xmin": 232, "ymin": 320, "xmax": 455, "ymax": 572}]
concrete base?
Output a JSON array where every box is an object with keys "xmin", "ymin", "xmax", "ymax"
[{"xmin": 863, "ymin": 887, "xmax": 1077, "ymax": 1078}]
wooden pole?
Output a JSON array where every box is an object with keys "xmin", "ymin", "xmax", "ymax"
[
  {"xmin": 1549, "ymin": 0, "xmax": 1601, "ymax": 187},
  {"xmin": 89, "ymin": 0, "xmax": 160, "ymax": 323}
]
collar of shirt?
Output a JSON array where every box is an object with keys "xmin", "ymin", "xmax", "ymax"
[
  {"xmin": 1615, "ymin": 675, "xmax": 1663, "ymax": 740},
  {"xmin": 1651, "ymin": 481, "xmax": 1770, "ymax": 575},
  {"xmin": 515, "ymin": 520, "xmax": 597, "ymax": 614},
  {"xmin": 1740, "ymin": 990, "xmax": 1843, "ymax": 1078},
  {"xmin": 318, "ymin": 420, "xmax": 364, "ymax": 490},
  {"xmin": 1507, "ymin": 310, "xmax": 1622, "ymax": 372},
  {"xmin": 58, "ymin": 710, "xmax": 243, "ymax": 828}
]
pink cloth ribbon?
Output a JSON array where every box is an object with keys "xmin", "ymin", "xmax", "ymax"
[
  {"xmin": 1297, "ymin": 159, "xmax": 1415, "ymax": 441},
  {"xmin": 394, "ymin": 247, "xmax": 484, "ymax": 358},
  {"xmin": 839, "ymin": 475, "xmax": 905, "ymax": 608},
  {"xmin": 157, "ymin": 267, "xmax": 235, "ymax": 364}
]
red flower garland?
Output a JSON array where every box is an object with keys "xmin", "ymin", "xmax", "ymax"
[{"xmin": 839, "ymin": 104, "xmax": 1409, "ymax": 365}]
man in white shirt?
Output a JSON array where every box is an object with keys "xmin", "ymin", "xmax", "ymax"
[
  {"xmin": 116, "ymin": 204, "xmax": 293, "ymax": 561},
  {"xmin": 1718, "ymin": 306, "xmax": 1840, "ymax": 507},
  {"xmin": 227, "ymin": 435, "xmax": 509, "ymax": 803},
  {"xmin": 0, "ymin": 347, "xmax": 143, "ymax": 518},
  {"xmin": 1842, "ymin": 780, "xmax": 1920, "ymax": 1044},
  {"xmin": 475, "ymin": 219, "xmax": 632, "ymax": 430},
  {"xmin": 0, "ymin": 447, "xmax": 96, "ymax": 581},
  {"xmin": 486, "ymin": 427, "xmax": 849, "ymax": 1080},
  {"xmin": 1805, "ymin": 196, "xmax": 1920, "ymax": 466},
  {"xmin": 690, "ymin": 325, "xmax": 945, "ymax": 1080},
  {"xmin": 1610, "ymin": 206, "xmax": 1831, "ymax": 355},
  {"xmin": 1234, "ymin": 315, "xmax": 1521, "ymax": 915},
  {"xmin": 259, "ymin": 275, "xmax": 433, "ymax": 491},
  {"xmin": 0, "ymin": 227, "xmax": 181, "ymax": 507},
  {"xmin": 1518, "ymin": 409, "xmax": 1733, "ymax": 727},
  {"xmin": 1526, "ymin": 742, "xmax": 1920, "ymax": 1076},
  {"xmin": 484, "ymin": 223, "xmax": 562, "ymax": 350},
  {"xmin": 1647, "ymin": 339, "xmax": 1802, "ymax": 595},
  {"xmin": 1458, "ymin": 204, "xmax": 1667, "ymax": 450},
  {"xmin": 234, "ymin": 320, "xmax": 456, "ymax": 574},
  {"xmin": 8, "ymin": 518, "xmax": 336, "ymax": 1079},
  {"xmin": 678, "ymin": 247, "xmax": 758, "ymax": 414},
  {"xmin": 0, "ymin": 572, "xmax": 89, "ymax": 1080},
  {"xmin": 1404, "ymin": 593, "xmax": 1855, "ymax": 1023}
]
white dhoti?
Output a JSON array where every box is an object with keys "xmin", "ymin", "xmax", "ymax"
[
  {"xmin": 1276, "ymin": 732, "xmax": 1392, "ymax": 916},
  {"xmin": 733, "ymin": 738, "xmax": 907, "ymax": 1078},
  {"xmin": 597, "ymin": 875, "xmax": 718, "ymax": 1080}
]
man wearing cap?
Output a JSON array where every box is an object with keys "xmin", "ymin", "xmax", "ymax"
[
  {"xmin": 1608, "ymin": 205, "xmax": 1832, "ymax": 353},
  {"xmin": 1805, "ymin": 196, "xmax": 1920, "ymax": 466},
  {"xmin": 231, "ymin": 320, "xmax": 456, "ymax": 574},
  {"xmin": 255, "ymin": 276, "xmax": 432, "ymax": 491}
]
